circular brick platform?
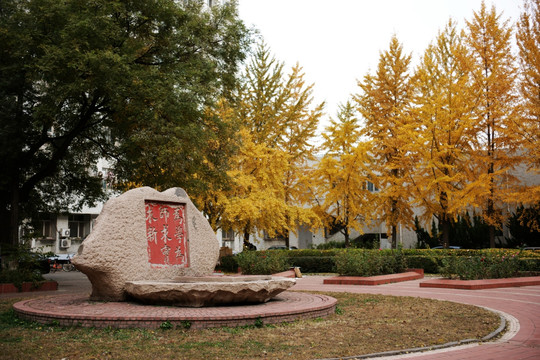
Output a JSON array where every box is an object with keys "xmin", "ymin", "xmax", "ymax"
[{"xmin": 13, "ymin": 291, "xmax": 336, "ymax": 330}]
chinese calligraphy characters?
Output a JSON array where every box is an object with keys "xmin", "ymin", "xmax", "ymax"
[{"xmin": 145, "ymin": 201, "xmax": 189, "ymax": 267}]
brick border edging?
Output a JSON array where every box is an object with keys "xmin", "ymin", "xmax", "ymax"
[
  {"xmin": 419, "ymin": 275, "xmax": 540, "ymax": 290},
  {"xmin": 323, "ymin": 269, "xmax": 424, "ymax": 286},
  {"xmin": 13, "ymin": 291, "xmax": 337, "ymax": 330},
  {"xmin": 0, "ymin": 281, "xmax": 58, "ymax": 294},
  {"xmin": 272, "ymin": 269, "xmax": 297, "ymax": 278}
]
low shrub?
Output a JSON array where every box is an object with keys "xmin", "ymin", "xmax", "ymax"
[
  {"xmin": 517, "ymin": 249, "xmax": 540, "ymax": 259},
  {"xmin": 315, "ymin": 241, "xmax": 346, "ymax": 250},
  {"xmin": 289, "ymin": 256, "xmax": 335, "ymax": 273},
  {"xmin": 350, "ymin": 234, "xmax": 380, "ymax": 249},
  {"xmin": 215, "ymin": 255, "xmax": 239, "ymax": 273},
  {"xmin": 236, "ymin": 250, "xmax": 290, "ymax": 275},
  {"xmin": 286, "ymin": 249, "xmax": 339, "ymax": 258},
  {"xmin": 519, "ymin": 258, "xmax": 540, "ymax": 272},
  {"xmin": 439, "ymin": 252, "xmax": 521, "ymax": 280},
  {"xmin": 0, "ymin": 269, "xmax": 45, "ymax": 290},
  {"xmin": 405, "ymin": 255, "xmax": 442, "ymax": 274},
  {"xmin": 334, "ymin": 249, "xmax": 407, "ymax": 276},
  {"xmin": 225, "ymin": 248, "xmax": 540, "ymax": 276},
  {"xmin": 315, "ymin": 235, "xmax": 381, "ymax": 249}
]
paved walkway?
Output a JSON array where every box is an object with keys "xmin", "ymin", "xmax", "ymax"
[
  {"xmin": 2, "ymin": 272, "xmax": 539, "ymax": 359},
  {"xmin": 292, "ymin": 276, "xmax": 540, "ymax": 360},
  {"xmin": 0, "ymin": 271, "xmax": 92, "ymax": 299}
]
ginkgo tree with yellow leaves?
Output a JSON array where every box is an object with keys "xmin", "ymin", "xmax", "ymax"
[
  {"xmin": 220, "ymin": 129, "xmax": 292, "ymax": 244},
  {"xmin": 311, "ymin": 101, "xmax": 375, "ymax": 247},
  {"xmin": 516, "ymin": 0, "xmax": 540, "ymax": 174},
  {"xmin": 195, "ymin": 1, "xmax": 540, "ymax": 251},
  {"xmin": 466, "ymin": 2, "xmax": 521, "ymax": 247},
  {"xmin": 355, "ymin": 35, "xmax": 416, "ymax": 249},
  {"xmin": 514, "ymin": 0, "xmax": 540, "ymax": 227},
  {"xmin": 410, "ymin": 20, "xmax": 480, "ymax": 248},
  {"xmin": 218, "ymin": 42, "xmax": 323, "ymax": 248}
]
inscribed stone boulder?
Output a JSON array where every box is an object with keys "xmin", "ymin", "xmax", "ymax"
[{"xmin": 72, "ymin": 187, "xmax": 219, "ymax": 301}]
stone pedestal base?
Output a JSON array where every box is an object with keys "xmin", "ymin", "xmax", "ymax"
[{"xmin": 124, "ymin": 276, "xmax": 296, "ymax": 307}]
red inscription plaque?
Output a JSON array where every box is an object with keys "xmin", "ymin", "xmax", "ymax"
[{"xmin": 145, "ymin": 200, "xmax": 189, "ymax": 268}]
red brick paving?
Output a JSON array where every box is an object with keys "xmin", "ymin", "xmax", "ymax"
[{"xmin": 292, "ymin": 276, "xmax": 540, "ymax": 359}]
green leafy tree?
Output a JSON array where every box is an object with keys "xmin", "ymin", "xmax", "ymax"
[
  {"xmin": 414, "ymin": 216, "xmax": 438, "ymax": 249},
  {"xmin": 192, "ymin": 98, "xmax": 241, "ymax": 232},
  {"xmin": 355, "ymin": 35, "xmax": 415, "ymax": 249},
  {"xmin": 506, "ymin": 204, "xmax": 540, "ymax": 247},
  {"xmin": 0, "ymin": 0, "xmax": 249, "ymax": 252},
  {"xmin": 448, "ymin": 213, "xmax": 490, "ymax": 249}
]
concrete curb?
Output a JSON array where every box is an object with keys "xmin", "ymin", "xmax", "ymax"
[{"xmin": 316, "ymin": 306, "xmax": 515, "ymax": 360}]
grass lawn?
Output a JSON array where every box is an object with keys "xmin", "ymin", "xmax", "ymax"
[{"xmin": 0, "ymin": 292, "xmax": 500, "ymax": 360}]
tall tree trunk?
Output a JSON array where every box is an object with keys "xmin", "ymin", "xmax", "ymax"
[
  {"xmin": 344, "ymin": 227, "xmax": 350, "ymax": 248},
  {"xmin": 440, "ymin": 191, "xmax": 450, "ymax": 248},
  {"xmin": 391, "ymin": 198, "xmax": 398, "ymax": 249},
  {"xmin": 9, "ymin": 185, "xmax": 19, "ymax": 249},
  {"xmin": 488, "ymin": 153, "xmax": 496, "ymax": 248},
  {"xmin": 440, "ymin": 217, "xmax": 450, "ymax": 249},
  {"xmin": 0, "ymin": 209, "xmax": 13, "ymax": 259},
  {"xmin": 243, "ymin": 226, "xmax": 251, "ymax": 249},
  {"xmin": 391, "ymin": 225, "xmax": 397, "ymax": 249},
  {"xmin": 1, "ymin": 182, "xmax": 21, "ymax": 256},
  {"xmin": 488, "ymin": 225, "xmax": 496, "ymax": 248},
  {"xmin": 242, "ymin": 224, "xmax": 258, "ymax": 250},
  {"xmin": 283, "ymin": 213, "xmax": 291, "ymax": 248},
  {"xmin": 0, "ymin": 186, "xmax": 20, "ymax": 261},
  {"xmin": 488, "ymin": 197, "xmax": 496, "ymax": 248},
  {"xmin": 486, "ymin": 103, "xmax": 496, "ymax": 248}
]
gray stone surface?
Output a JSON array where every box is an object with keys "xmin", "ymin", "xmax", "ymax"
[
  {"xmin": 124, "ymin": 276, "xmax": 296, "ymax": 307},
  {"xmin": 72, "ymin": 187, "xmax": 219, "ymax": 301}
]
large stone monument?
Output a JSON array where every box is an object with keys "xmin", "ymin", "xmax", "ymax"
[{"xmin": 73, "ymin": 187, "xmax": 295, "ymax": 306}]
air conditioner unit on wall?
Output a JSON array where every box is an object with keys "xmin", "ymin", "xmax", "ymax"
[
  {"xmin": 60, "ymin": 238, "xmax": 71, "ymax": 248},
  {"xmin": 60, "ymin": 228, "xmax": 70, "ymax": 237}
]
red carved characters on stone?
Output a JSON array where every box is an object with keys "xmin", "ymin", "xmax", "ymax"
[{"xmin": 145, "ymin": 200, "xmax": 189, "ymax": 268}]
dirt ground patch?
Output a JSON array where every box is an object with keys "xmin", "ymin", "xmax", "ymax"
[{"xmin": 0, "ymin": 292, "xmax": 500, "ymax": 360}]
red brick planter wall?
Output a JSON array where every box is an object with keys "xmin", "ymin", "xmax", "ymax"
[
  {"xmin": 13, "ymin": 292, "xmax": 337, "ymax": 330},
  {"xmin": 419, "ymin": 276, "xmax": 540, "ymax": 290},
  {"xmin": 0, "ymin": 281, "xmax": 58, "ymax": 294},
  {"xmin": 323, "ymin": 269, "xmax": 424, "ymax": 286}
]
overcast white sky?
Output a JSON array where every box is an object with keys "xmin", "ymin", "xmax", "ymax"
[{"xmin": 236, "ymin": 0, "xmax": 524, "ymax": 135}]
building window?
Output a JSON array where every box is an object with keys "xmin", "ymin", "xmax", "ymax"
[
  {"xmin": 263, "ymin": 230, "xmax": 287, "ymax": 241},
  {"xmin": 367, "ymin": 181, "xmax": 379, "ymax": 192},
  {"xmin": 222, "ymin": 229, "xmax": 235, "ymax": 242},
  {"xmin": 68, "ymin": 214, "xmax": 91, "ymax": 239},
  {"xmin": 42, "ymin": 220, "xmax": 56, "ymax": 239}
]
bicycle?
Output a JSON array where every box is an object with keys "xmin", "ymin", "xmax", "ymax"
[
  {"xmin": 62, "ymin": 260, "xmax": 75, "ymax": 272},
  {"xmin": 49, "ymin": 259, "xmax": 62, "ymax": 272}
]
